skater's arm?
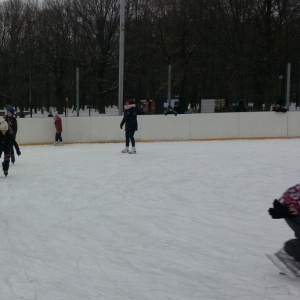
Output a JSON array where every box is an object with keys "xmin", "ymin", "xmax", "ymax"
[
  {"xmin": 13, "ymin": 118, "xmax": 17, "ymax": 136},
  {"xmin": 269, "ymin": 200, "xmax": 298, "ymax": 218},
  {"xmin": 120, "ymin": 117, "xmax": 125, "ymax": 129},
  {"xmin": 11, "ymin": 137, "xmax": 21, "ymax": 155}
]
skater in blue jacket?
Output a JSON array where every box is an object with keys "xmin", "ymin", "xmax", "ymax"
[{"xmin": 120, "ymin": 99, "xmax": 138, "ymax": 154}]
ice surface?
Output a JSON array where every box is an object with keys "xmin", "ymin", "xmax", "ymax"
[{"xmin": 1, "ymin": 139, "xmax": 300, "ymax": 300}]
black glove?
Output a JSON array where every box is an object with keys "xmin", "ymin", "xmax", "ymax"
[
  {"xmin": 120, "ymin": 124, "xmax": 123, "ymax": 129},
  {"xmin": 268, "ymin": 199, "xmax": 296, "ymax": 219},
  {"xmin": 17, "ymin": 150, "xmax": 21, "ymax": 156}
]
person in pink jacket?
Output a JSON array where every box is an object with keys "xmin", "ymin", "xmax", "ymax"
[
  {"xmin": 53, "ymin": 114, "xmax": 63, "ymax": 145},
  {"xmin": 268, "ymin": 184, "xmax": 300, "ymax": 277}
]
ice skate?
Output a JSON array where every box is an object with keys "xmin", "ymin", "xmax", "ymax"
[
  {"xmin": 121, "ymin": 147, "xmax": 129, "ymax": 153},
  {"xmin": 2, "ymin": 162, "xmax": 8, "ymax": 177},
  {"xmin": 129, "ymin": 147, "xmax": 137, "ymax": 154},
  {"xmin": 266, "ymin": 249, "xmax": 300, "ymax": 278},
  {"xmin": 53, "ymin": 141, "xmax": 58, "ymax": 146},
  {"xmin": 58, "ymin": 141, "xmax": 64, "ymax": 146},
  {"xmin": 11, "ymin": 155, "xmax": 15, "ymax": 164}
]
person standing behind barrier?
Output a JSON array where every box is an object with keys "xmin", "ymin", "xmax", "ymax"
[
  {"xmin": 164, "ymin": 105, "xmax": 177, "ymax": 116},
  {"xmin": 236, "ymin": 99, "xmax": 248, "ymax": 112},
  {"xmin": 53, "ymin": 114, "xmax": 63, "ymax": 145},
  {"xmin": 5, "ymin": 108, "xmax": 18, "ymax": 163},
  {"xmin": 120, "ymin": 99, "xmax": 138, "ymax": 154}
]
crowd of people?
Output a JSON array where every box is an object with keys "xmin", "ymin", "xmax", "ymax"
[{"xmin": 0, "ymin": 107, "xmax": 65, "ymax": 177}]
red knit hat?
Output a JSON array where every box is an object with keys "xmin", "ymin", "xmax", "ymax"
[{"xmin": 126, "ymin": 99, "xmax": 134, "ymax": 104}]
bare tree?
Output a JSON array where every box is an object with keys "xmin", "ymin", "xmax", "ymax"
[
  {"xmin": 72, "ymin": 0, "xmax": 120, "ymax": 113},
  {"xmin": 0, "ymin": 0, "xmax": 36, "ymax": 110},
  {"xmin": 34, "ymin": 0, "xmax": 74, "ymax": 113}
]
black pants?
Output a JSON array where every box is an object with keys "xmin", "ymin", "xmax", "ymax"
[
  {"xmin": 10, "ymin": 144, "xmax": 14, "ymax": 157},
  {"xmin": 125, "ymin": 130, "xmax": 135, "ymax": 147},
  {"xmin": 2, "ymin": 153, "xmax": 10, "ymax": 171},
  {"xmin": 55, "ymin": 132, "xmax": 62, "ymax": 142},
  {"xmin": 10, "ymin": 134, "xmax": 16, "ymax": 157},
  {"xmin": 284, "ymin": 217, "xmax": 300, "ymax": 260}
]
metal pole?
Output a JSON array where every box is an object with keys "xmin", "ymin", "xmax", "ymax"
[
  {"xmin": 286, "ymin": 63, "xmax": 291, "ymax": 110},
  {"xmin": 65, "ymin": 97, "xmax": 68, "ymax": 117},
  {"xmin": 299, "ymin": 78, "xmax": 300, "ymax": 110},
  {"xmin": 76, "ymin": 67, "xmax": 79, "ymax": 116},
  {"xmin": 118, "ymin": 0, "xmax": 125, "ymax": 115},
  {"xmin": 167, "ymin": 64, "xmax": 172, "ymax": 106},
  {"xmin": 29, "ymin": 62, "xmax": 32, "ymax": 118}
]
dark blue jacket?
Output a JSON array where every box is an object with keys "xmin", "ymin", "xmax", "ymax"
[
  {"xmin": 120, "ymin": 105, "xmax": 138, "ymax": 131},
  {"xmin": 5, "ymin": 116, "xmax": 17, "ymax": 138}
]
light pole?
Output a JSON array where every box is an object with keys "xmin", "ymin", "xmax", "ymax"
[
  {"xmin": 29, "ymin": 62, "xmax": 32, "ymax": 117},
  {"xmin": 76, "ymin": 67, "xmax": 80, "ymax": 116},
  {"xmin": 286, "ymin": 63, "xmax": 291, "ymax": 110},
  {"xmin": 167, "ymin": 63, "xmax": 172, "ymax": 106},
  {"xmin": 279, "ymin": 75, "xmax": 283, "ymax": 102},
  {"xmin": 118, "ymin": 0, "xmax": 125, "ymax": 115}
]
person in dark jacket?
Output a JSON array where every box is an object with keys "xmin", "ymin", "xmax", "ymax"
[
  {"xmin": 0, "ymin": 119, "xmax": 21, "ymax": 176},
  {"xmin": 173, "ymin": 101, "xmax": 183, "ymax": 114},
  {"xmin": 164, "ymin": 105, "xmax": 177, "ymax": 116},
  {"xmin": 272, "ymin": 102, "xmax": 287, "ymax": 113},
  {"xmin": 5, "ymin": 108, "xmax": 18, "ymax": 163},
  {"xmin": 120, "ymin": 99, "xmax": 138, "ymax": 154},
  {"xmin": 236, "ymin": 99, "xmax": 247, "ymax": 112}
]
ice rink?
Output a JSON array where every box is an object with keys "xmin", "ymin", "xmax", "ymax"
[{"xmin": 1, "ymin": 139, "xmax": 300, "ymax": 300}]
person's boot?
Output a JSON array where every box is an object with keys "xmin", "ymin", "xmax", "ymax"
[
  {"xmin": 121, "ymin": 147, "xmax": 129, "ymax": 153},
  {"xmin": 129, "ymin": 147, "xmax": 136, "ymax": 154},
  {"xmin": 2, "ymin": 160, "xmax": 8, "ymax": 177},
  {"xmin": 275, "ymin": 248, "xmax": 300, "ymax": 276}
]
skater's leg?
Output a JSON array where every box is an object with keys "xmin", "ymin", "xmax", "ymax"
[
  {"xmin": 128, "ymin": 131, "xmax": 135, "ymax": 147},
  {"xmin": 284, "ymin": 239, "xmax": 300, "ymax": 261},
  {"xmin": 128, "ymin": 131, "xmax": 136, "ymax": 153},
  {"xmin": 2, "ymin": 153, "xmax": 10, "ymax": 176},
  {"xmin": 285, "ymin": 217, "xmax": 300, "ymax": 239},
  {"xmin": 10, "ymin": 144, "xmax": 15, "ymax": 163},
  {"xmin": 125, "ymin": 131, "xmax": 130, "ymax": 147},
  {"xmin": 121, "ymin": 132, "xmax": 130, "ymax": 153},
  {"xmin": 57, "ymin": 132, "xmax": 62, "ymax": 142},
  {"xmin": 284, "ymin": 217, "xmax": 300, "ymax": 260},
  {"xmin": 55, "ymin": 132, "xmax": 63, "ymax": 145}
]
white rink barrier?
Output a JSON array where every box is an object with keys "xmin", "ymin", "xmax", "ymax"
[{"xmin": 16, "ymin": 111, "xmax": 300, "ymax": 145}]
